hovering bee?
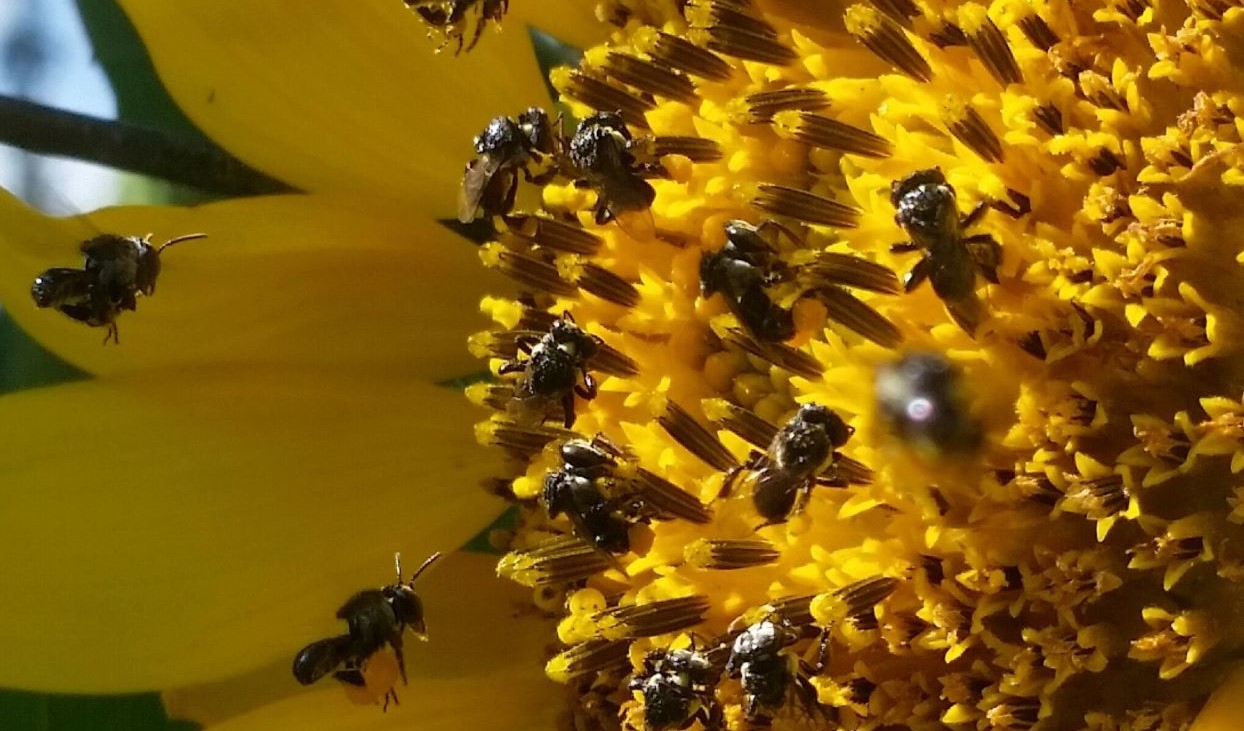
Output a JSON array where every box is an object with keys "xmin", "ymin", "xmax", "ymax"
[
  {"xmin": 890, "ymin": 168, "xmax": 1001, "ymax": 335},
  {"xmin": 567, "ymin": 111, "xmax": 660, "ymax": 237},
  {"xmin": 497, "ymin": 312, "xmax": 602, "ymax": 428},
  {"xmin": 724, "ymin": 616, "xmax": 826, "ymax": 725},
  {"xmin": 721, "ymin": 403, "xmax": 858, "ymax": 525},
  {"xmin": 542, "ymin": 436, "xmax": 711, "ymax": 554},
  {"xmin": 700, "ymin": 220, "xmax": 902, "ymax": 347},
  {"xmin": 403, "ymin": 0, "xmax": 509, "ymax": 53},
  {"xmin": 629, "ymin": 645, "xmax": 722, "ymax": 731},
  {"xmin": 874, "ymin": 352, "xmax": 982, "ymax": 456},
  {"xmin": 458, "ymin": 107, "xmax": 559, "ymax": 223},
  {"xmin": 292, "ymin": 552, "xmax": 442, "ymax": 706},
  {"xmin": 31, "ymin": 232, "xmax": 206, "ymax": 344}
]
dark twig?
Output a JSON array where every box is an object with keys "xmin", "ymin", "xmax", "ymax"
[{"xmin": 0, "ymin": 95, "xmax": 299, "ymax": 196}]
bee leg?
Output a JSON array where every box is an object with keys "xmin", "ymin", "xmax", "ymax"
[
  {"xmin": 575, "ymin": 370, "xmax": 598, "ymax": 400},
  {"xmin": 755, "ymin": 219, "xmax": 805, "ymax": 248},
  {"xmin": 901, "ymin": 257, "xmax": 932, "ymax": 292},
  {"xmin": 497, "ymin": 359, "xmax": 527, "ymax": 376},
  {"xmin": 789, "ymin": 479, "xmax": 815, "ymax": 517},
  {"xmin": 102, "ymin": 322, "xmax": 120, "ymax": 345},
  {"xmin": 960, "ymin": 200, "xmax": 988, "ymax": 228},
  {"xmin": 561, "ymin": 392, "xmax": 577, "ymax": 429},
  {"xmin": 800, "ymin": 627, "xmax": 831, "ymax": 676},
  {"xmin": 392, "ymin": 637, "xmax": 408, "ymax": 685},
  {"xmin": 890, "ymin": 240, "xmax": 921, "ymax": 253},
  {"xmin": 719, "ymin": 450, "xmax": 763, "ymax": 498},
  {"xmin": 964, "ymin": 234, "xmax": 1002, "ymax": 283}
]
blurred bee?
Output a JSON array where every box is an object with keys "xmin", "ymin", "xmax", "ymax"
[
  {"xmin": 292, "ymin": 552, "xmax": 442, "ymax": 707},
  {"xmin": 721, "ymin": 403, "xmax": 860, "ymax": 526},
  {"xmin": 459, "ymin": 107, "xmax": 560, "ymax": 223},
  {"xmin": 31, "ymin": 232, "xmax": 206, "ymax": 344},
  {"xmin": 543, "ymin": 435, "xmax": 712, "ymax": 554},
  {"xmin": 890, "ymin": 168, "xmax": 1001, "ymax": 335},
  {"xmin": 403, "ymin": 0, "xmax": 509, "ymax": 53},
  {"xmin": 874, "ymin": 352, "xmax": 982, "ymax": 456},
  {"xmin": 567, "ymin": 111, "xmax": 660, "ymax": 238},
  {"xmin": 628, "ymin": 645, "xmax": 723, "ymax": 731},
  {"xmin": 497, "ymin": 312, "xmax": 602, "ymax": 428},
  {"xmin": 700, "ymin": 220, "xmax": 902, "ymax": 347},
  {"xmin": 724, "ymin": 615, "xmax": 827, "ymax": 725}
]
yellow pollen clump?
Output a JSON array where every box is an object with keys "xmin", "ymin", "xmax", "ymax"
[{"xmin": 462, "ymin": 0, "xmax": 1244, "ymax": 729}]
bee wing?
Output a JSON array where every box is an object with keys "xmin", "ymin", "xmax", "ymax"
[
  {"xmin": 31, "ymin": 268, "xmax": 92, "ymax": 308},
  {"xmin": 822, "ymin": 452, "xmax": 873, "ymax": 485},
  {"xmin": 806, "ymin": 285, "xmax": 903, "ymax": 348},
  {"xmin": 457, "ymin": 154, "xmax": 509, "ymax": 223},
  {"xmin": 751, "ymin": 467, "xmax": 801, "ymax": 520},
  {"xmin": 944, "ymin": 292, "xmax": 988, "ymax": 337},
  {"xmin": 292, "ymin": 634, "xmax": 354, "ymax": 685}
]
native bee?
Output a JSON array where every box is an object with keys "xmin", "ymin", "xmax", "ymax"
[
  {"xmin": 497, "ymin": 312, "xmax": 602, "ymax": 428},
  {"xmin": 292, "ymin": 552, "xmax": 442, "ymax": 707},
  {"xmin": 543, "ymin": 434, "xmax": 712, "ymax": 554},
  {"xmin": 874, "ymin": 352, "xmax": 981, "ymax": 455},
  {"xmin": 700, "ymin": 220, "xmax": 902, "ymax": 347},
  {"xmin": 567, "ymin": 111, "xmax": 660, "ymax": 237},
  {"xmin": 724, "ymin": 616, "xmax": 827, "ymax": 725},
  {"xmin": 890, "ymin": 168, "xmax": 1001, "ymax": 335},
  {"xmin": 458, "ymin": 107, "xmax": 559, "ymax": 223},
  {"xmin": 403, "ymin": 0, "xmax": 509, "ymax": 53},
  {"xmin": 629, "ymin": 646, "xmax": 722, "ymax": 731},
  {"xmin": 31, "ymin": 232, "xmax": 206, "ymax": 344},
  {"xmin": 721, "ymin": 403, "xmax": 859, "ymax": 525}
]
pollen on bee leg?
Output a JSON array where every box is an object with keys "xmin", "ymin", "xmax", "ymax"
[{"xmin": 341, "ymin": 649, "xmax": 401, "ymax": 707}]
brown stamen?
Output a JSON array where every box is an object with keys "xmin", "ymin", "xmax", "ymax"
[
  {"xmin": 772, "ymin": 111, "xmax": 893, "ymax": 158},
  {"xmin": 632, "ymin": 27, "xmax": 733, "ymax": 81},
  {"xmin": 685, "ymin": 538, "xmax": 781, "ymax": 570},
  {"xmin": 942, "ymin": 97, "xmax": 1005, "ymax": 162},
  {"xmin": 551, "ymin": 67, "xmax": 654, "ymax": 129},
  {"xmin": 657, "ymin": 399, "xmax": 740, "ymax": 471},
  {"xmin": 752, "ymin": 183, "xmax": 862, "ymax": 228},
  {"xmin": 845, "ymin": 4, "xmax": 932, "ymax": 82},
  {"xmin": 601, "ymin": 52, "xmax": 697, "ymax": 103}
]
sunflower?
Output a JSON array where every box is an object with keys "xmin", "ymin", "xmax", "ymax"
[{"xmin": 4, "ymin": 0, "xmax": 1244, "ymax": 730}]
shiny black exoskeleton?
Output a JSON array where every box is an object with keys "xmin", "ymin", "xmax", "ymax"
[
  {"xmin": 458, "ymin": 107, "xmax": 558, "ymax": 223},
  {"xmin": 724, "ymin": 617, "xmax": 804, "ymax": 724},
  {"xmin": 722, "ymin": 404, "xmax": 854, "ymax": 525},
  {"xmin": 567, "ymin": 111, "xmax": 658, "ymax": 234},
  {"xmin": 404, "ymin": 0, "xmax": 509, "ymax": 53},
  {"xmin": 874, "ymin": 352, "xmax": 982, "ymax": 455},
  {"xmin": 292, "ymin": 553, "xmax": 442, "ymax": 703},
  {"xmin": 629, "ymin": 647, "xmax": 721, "ymax": 731},
  {"xmin": 31, "ymin": 232, "xmax": 205, "ymax": 344},
  {"xmin": 498, "ymin": 312, "xmax": 601, "ymax": 428},
  {"xmin": 890, "ymin": 168, "xmax": 1001, "ymax": 335},
  {"xmin": 542, "ymin": 439, "xmax": 633, "ymax": 553},
  {"xmin": 699, "ymin": 220, "xmax": 796, "ymax": 342}
]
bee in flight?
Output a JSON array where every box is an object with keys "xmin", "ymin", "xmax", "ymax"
[
  {"xmin": 458, "ymin": 107, "xmax": 559, "ymax": 223},
  {"xmin": 403, "ymin": 0, "xmax": 509, "ymax": 54},
  {"xmin": 890, "ymin": 167, "xmax": 1001, "ymax": 335},
  {"xmin": 31, "ymin": 232, "xmax": 206, "ymax": 344},
  {"xmin": 721, "ymin": 403, "xmax": 864, "ymax": 526},
  {"xmin": 292, "ymin": 552, "xmax": 442, "ymax": 709},
  {"xmin": 497, "ymin": 311, "xmax": 602, "ymax": 428}
]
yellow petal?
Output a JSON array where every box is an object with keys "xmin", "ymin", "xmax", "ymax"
[
  {"xmin": 117, "ymin": 0, "xmax": 566, "ymax": 210},
  {"xmin": 509, "ymin": 1, "xmax": 606, "ymax": 52},
  {"xmin": 1191, "ymin": 664, "xmax": 1244, "ymax": 731},
  {"xmin": 164, "ymin": 552, "xmax": 554, "ymax": 727},
  {"xmin": 0, "ymin": 190, "xmax": 503, "ymax": 380},
  {"xmin": 0, "ymin": 369, "xmax": 502, "ymax": 692}
]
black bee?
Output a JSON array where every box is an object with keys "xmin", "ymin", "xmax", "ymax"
[
  {"xmin": 542, "ymin": 438, "xmax": 639, "ymax": 554},
  {"xmin": 874, "ymin": 352, "xmax": 982, "ymax": 455},
  {"xmin": 629, "ymin": 646, "xmax": 722, "ymax": 731},
  {"xmin": 292, "ymin": 552, "xmax": 442, "ymax": 705},
  {"xmin": 890, "ymin": 168, "xmax": 1002, "ymax": 335},
  {"xmin": 699, "ymin": 220, "xmax": 797, "ymax": 342},
  {"xmin": 721, "ymin": 403, "xmax": 856, "ymax": 525},
  {"xmin": 404, "ymin": 0, "xmax": 509, "ymax": 53},
  {"xmin": 497, "ymin": 312, "xmax": 602, "ymax": 428},
  {"xmin": 567, "ymin": 111, "xmax": 659, "ymax": 237},
  {"xmin": 725, "ymin": 616, "xmax": 826, "ymax": 725},
  {"xmin": 31, "ymin": 232, "xmax": 206, "ymax": 344},
  {"xmin": 701, "ymin": 220, "xmax": 902, "ymax": 347},
  {"xmin": 458, "ymin": 107, "xmax": 559, "ymax": 223}
]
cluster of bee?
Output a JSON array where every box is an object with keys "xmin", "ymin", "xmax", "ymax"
[
  {"xmin": 292, "ymin": 552, "xmax": 442, "ymax": 709},
  {"xmin": 31, "ymin": 232, "xmax": 205, "ymax": 343}
]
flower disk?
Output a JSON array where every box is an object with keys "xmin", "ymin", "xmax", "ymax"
[{"xmin": 464, "ymin": 0, "xmax": 1244, "ymax": 729}]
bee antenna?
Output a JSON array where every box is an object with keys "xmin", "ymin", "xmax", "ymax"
[
  {"xmin": 408, "ymin": 551, "xmax": 443, "ymax": 584},
  {"xmin": 157, "ymin": 233, "xmax": 209, "ymax": 253}
]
